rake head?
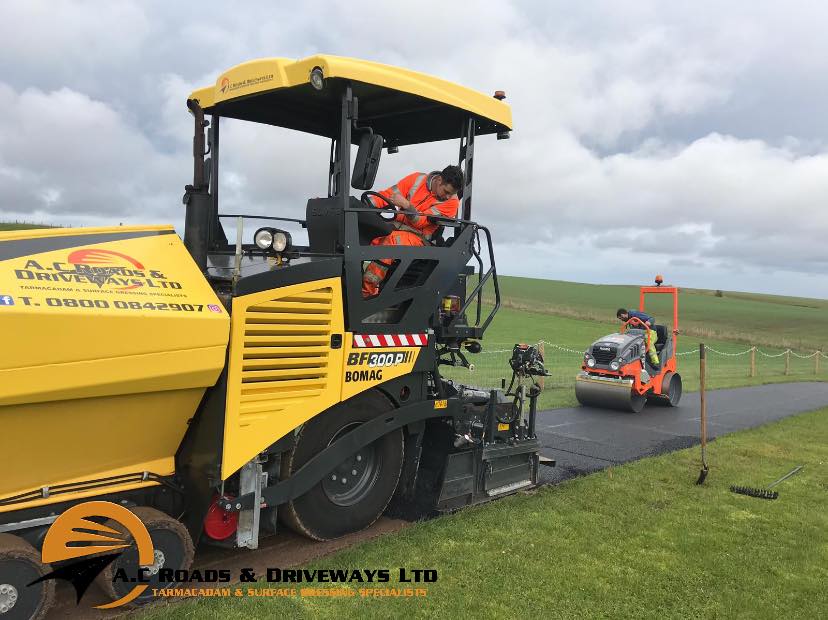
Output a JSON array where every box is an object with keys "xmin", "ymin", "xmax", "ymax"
[{"xmin": 729, "ymin": 485, "xmax": 778, "ymax": 500}]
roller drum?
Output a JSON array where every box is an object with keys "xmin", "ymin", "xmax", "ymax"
[{"xmin": 575, "ymin": 373, "xmax": 645, "ymax": 413}]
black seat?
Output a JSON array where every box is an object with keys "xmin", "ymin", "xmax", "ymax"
[{"xmin": 653, "ymin": 324, "xmax": 668, "ymax": 352}]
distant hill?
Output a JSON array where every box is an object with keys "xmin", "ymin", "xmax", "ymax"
[
  {"xmin": 0, "ymin": 222, "xmax": 54, "ymax": 231},
  {"xmin": 491, "ymin": 275, "xmax": 827, "ymax": 351}
]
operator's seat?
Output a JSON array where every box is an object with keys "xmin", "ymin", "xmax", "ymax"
[{"xmin": 653, "ymin": 324, "xmax": 669, "ymax": 352}]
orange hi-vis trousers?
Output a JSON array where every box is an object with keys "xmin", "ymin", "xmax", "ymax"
[{"xmin": 362, "ymin": 230, "xmax": 426, "ymax": 297}]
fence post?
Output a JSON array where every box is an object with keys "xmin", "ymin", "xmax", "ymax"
[
  {"xmin": 750, "ymin": 346, "xmax": 756, "ymax": 377},
  {"xmin": 784, "ymin": 349, "xmax": 790, "ymax": 375},
  {"xmin": 538, "ymin": 341, "xmax": 545, "ymax": 391},
  {"xmin": 816, "ymin": 351, "xmax": 821, "ymax": 376},
  {"xmin": 696, "ymin": 343, "xmax": 709, "ymax": 484}
]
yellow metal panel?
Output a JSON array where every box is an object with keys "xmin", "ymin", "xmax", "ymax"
[
  {"xmin": 221, "ymin": 277, "xmax": 345, "ymax": 479},
  {"xmin": 0, "ymin": 226, "xmax": 231, "ymax": 512},
  {"xmin": 0, "ymin": 480, "xmax": 164, "ymax": 515},
  {"xmin": 0, "ymin": 225, "xmax": 173, "ymax": 242},
  {"xmin": 0, "ymin": 227, "xmax": 229, "ymax": 371},
  {"xmin": 340, "ymin": 341, "xmax": 421, "ymax": 401},
  {"xmin": 189, "ymin": 55, "xmax": 512, "ymax": 130},
  {"xmin": 0, "ymin": 345, "xmax": 226, "ymax": 406},
  {"xmin": 0, "ymin": 389, "xmax": 203, "ymax": 511}
]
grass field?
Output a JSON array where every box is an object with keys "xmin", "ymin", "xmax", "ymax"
[
  {"xmin": 0, "ymin": 222, "xmax": 52, "ymax": 231},
  {"xmin": 140, "ymin": 406, "xmax": 828, "ymax": 620},
  {"xmin": 490, "ymin": 275, "xmax": 828, "ymax": 351}
]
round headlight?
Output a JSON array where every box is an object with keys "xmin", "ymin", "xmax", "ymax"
[
  {"xmin": 271, "ymin": 230, "xmax": 291, "ymax": 253},
  {"xmin": 310, "ymin": 67, "xmax": 324, "ymax": 90},
  {"xmin": 587, "ymin": 358, "xmax": 596, "ymax": 368},
  {"xmin": 254, "ymin": 228, "xmax": 274, "ymax": 250},
  {"xmin": 610, "ymin": 361, "xmax": 620, "ymax": 371}
]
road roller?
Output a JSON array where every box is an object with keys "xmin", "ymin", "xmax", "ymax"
[
  {"xmin": 575, "ymin": 278, "xmax": 682, "ymax": 412},
  {"xmin": 0, "ymin": 55, "xmax": 547, "ymax": 617}
]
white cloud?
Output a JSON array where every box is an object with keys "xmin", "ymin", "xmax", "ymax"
[
  {"xmin": 0, "ymin": 1, "xmax": 827, "ymax": 297},
  {"xmin": 0, "ymin": 83, "xmax": 182, "ymax": 224}
]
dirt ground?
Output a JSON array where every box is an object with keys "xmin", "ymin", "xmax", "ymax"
[{"xmin": 45, "ymin": 517, "xmax": 409, "ymax": 619}]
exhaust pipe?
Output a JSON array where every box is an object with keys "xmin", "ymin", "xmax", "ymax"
[{"xmin": 183, "ymin": 99, "xmax": 210, "ymax": 272}]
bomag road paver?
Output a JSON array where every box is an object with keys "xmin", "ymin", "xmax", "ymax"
[{"xmin": 0, "ymin": 55, "xmax": 549, "ymax": 617}]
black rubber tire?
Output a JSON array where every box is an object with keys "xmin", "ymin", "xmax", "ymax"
[
  {"xmin": 664, "ymin": 372, "xmax": 682, "ymax": 407},
  {"xmin": 281, "ymin": 390, "xmax": 404, "ymax": 541},
  {"xmin": 0, "ymin": 533, "xmax": 55, "ymax": 620},
  {"xmin": 96, "ymin": 507, "xmax": 194, "ymax": 606}
]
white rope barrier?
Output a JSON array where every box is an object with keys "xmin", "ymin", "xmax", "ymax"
[
  {"xmin": 704, "ymin": 346, "xmax": 752, "ymax": 357},
  {"xmin": 756, "ymin": 349, "xmax": 788, "ymax": 358},
  {"xmin": 473, "ymin": 342, "xmax": 824, "ymax": 362},
  {"xmin": 540, "ymin": 341, "xmax": 585, "ymax": 355}
]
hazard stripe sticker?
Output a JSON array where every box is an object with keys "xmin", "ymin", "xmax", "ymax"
[{"xmin": 352, "ymin": 333, "xmax": 428, "ymax": 348}]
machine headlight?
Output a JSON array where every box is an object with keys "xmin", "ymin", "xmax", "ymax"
[
  {"xmin": 610, "ymin": 361, "xmax": 620, "ymax": 371},
  {"xmin": 254, "ymin": 228, "xmax": 292, "ymax": 254},
  {"xmin": 310, "ymin": 67, "xmax": 324, "ymax": 90},
  {"xmin": 271, "ymin": 230, "xmax": 291, "ymax": 252},
  {"xmin": 587, "ymin": 358, "xmax": 596, "ymax": 368},
  {"xmin": 254, "ymin": 228, "xmax": 274, "ymax": 250}
]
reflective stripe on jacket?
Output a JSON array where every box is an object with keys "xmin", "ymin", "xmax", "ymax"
[{"xmin": 371, "ymin": 171, "xmax": 460, "ymax": 238}]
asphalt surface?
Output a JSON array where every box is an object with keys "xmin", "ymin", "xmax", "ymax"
[{"xmin": 535, "ymin": 381, "xmax": 828, "ymax": 484}]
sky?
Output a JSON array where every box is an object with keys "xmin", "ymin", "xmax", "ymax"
[{"xmin": 1, "ymin": 1, "xmax": 827, "ymax": 298}]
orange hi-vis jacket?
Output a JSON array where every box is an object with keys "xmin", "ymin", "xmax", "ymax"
[
  {"xmin": 362, "ymin": 171, "xmax": 461, "ymax": 297},
  {"xmin": 371, "ymin": 171, "xmax": 460, "ymax": 240}
]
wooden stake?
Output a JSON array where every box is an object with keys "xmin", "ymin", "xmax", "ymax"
[
  {"xmin": 785, "ymin": 349, "xmax": 790, "ymax": 375},
  {"xmin": 750, "ymin": 346, "xmax": 756, "ymax": 377},
  {"xmin": 696, "ymin": 344, "xmax": 709, "ymax": 484},
  {"xmin": 816, "ymin": 351, "xmax": 821, "ymax": 375},
  {"xmin": 700, "ymin": 344, "xmax": 707, "ymax": 452}
]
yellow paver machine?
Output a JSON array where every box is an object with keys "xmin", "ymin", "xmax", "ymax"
[{"xmin": 0, "ymin": 55, "xmax": 549, "ymax": 616}]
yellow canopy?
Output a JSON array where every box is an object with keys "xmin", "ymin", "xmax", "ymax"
[{"xmin": 188, "ymin": 55, "xmax": 512, "ymax": 146}]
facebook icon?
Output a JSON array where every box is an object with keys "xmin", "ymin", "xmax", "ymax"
[{"xmin": 0, "ymin": 295, "xmax": 14, "ymax": 306}]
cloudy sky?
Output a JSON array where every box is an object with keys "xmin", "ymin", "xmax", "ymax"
[{"xmin": 2, "ymin": 1, "xmax": 827, "ymax": 297}]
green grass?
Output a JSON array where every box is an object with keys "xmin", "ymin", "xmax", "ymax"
[
  {"xmin": 443, "ymin": 305, "xmax": 827, "ymax": 410},
  {"xmin": 0, "ymin": 222, "xmax": 53, "ymax": 231},
  {"xmin": 490, "ymin": 275, "xmax": 828, "ymax": 352},
  {"xmin": 140, "ymin": 407, "xmax": 828, "ymax": 620}
]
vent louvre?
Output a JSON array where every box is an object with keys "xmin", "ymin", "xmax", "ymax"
[
  {"xmin": 240, "ymin": 288, "xmax": 333, "ymax": 403},
  {"xmin": 222, "ymin": 277, "xmax": 345, "ymax": 480}
]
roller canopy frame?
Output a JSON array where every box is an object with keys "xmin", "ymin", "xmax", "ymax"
[{"xmin": 639, "ymin": 285, "xmax": 679, "ymax": 354}]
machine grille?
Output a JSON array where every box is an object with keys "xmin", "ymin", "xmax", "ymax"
[
  {"xmin": 238, "ymin": 287, "xmax": 333, "ymax": 420},
  {"xmin": 591, "ymin": 345, "xmax": 617, "ymax": 364}
]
